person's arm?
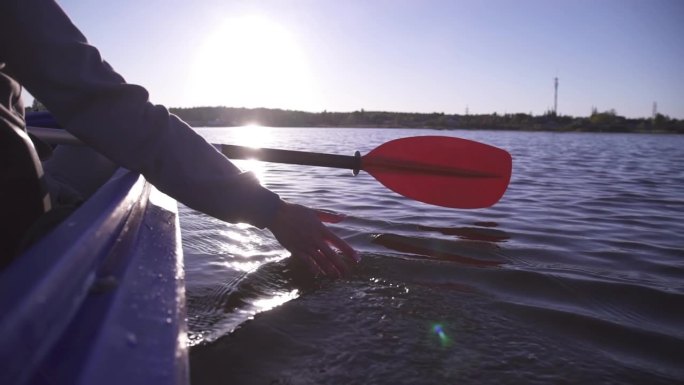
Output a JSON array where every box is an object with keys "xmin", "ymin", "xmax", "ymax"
[
  {"xmin": 1, "ymin": 0, "xmax": 278, "ymax": 227},
  {"xmin": 0, "ymin": 0, "xmax": 358, "ymax": 274}
]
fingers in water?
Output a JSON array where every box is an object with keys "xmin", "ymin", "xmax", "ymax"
[
  {"xmin": 316, "ymin": 241, "xmax": 350, "ymax": 277},
  {"xmin": 315, "ymin": 209, "xmax": 347, "ymax": 223},
  {"xmin": 323, "ymin": 227, "xmax": 361, "ymax": 264},
  {"xmin": 298, "ymin": 251, "xmax": 326, "ymax": 277},
  {"xmin": 309, "ymin": 247, "xmax": 343, "ymax": 278}
]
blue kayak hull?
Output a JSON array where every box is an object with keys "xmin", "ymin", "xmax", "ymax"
[{"xmin": 0, "ymin": 170, "xmax": 188, "ymax": 385}]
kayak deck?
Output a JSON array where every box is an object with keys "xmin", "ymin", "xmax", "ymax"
[{"xmin": 0, "ymin": 170, "xmax": 187, "ymax": 385}]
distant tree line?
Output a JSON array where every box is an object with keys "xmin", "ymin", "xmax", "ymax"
[
  {"xmin": 26, "ymin": 100, "xmax": 683, "ymax": 133},
  {"xmin": 169, "ymin": 106, "xmax": 683, "ymax": 133}
]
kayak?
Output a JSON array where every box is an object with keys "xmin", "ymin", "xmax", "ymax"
[{"xmin": 0, "ymin": 170, "xmax": 188, "ymax": 385}]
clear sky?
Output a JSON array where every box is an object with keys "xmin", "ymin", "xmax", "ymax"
[{"xmin": 40, "ymin": 0, "xmax": 684, "ymax": 118}]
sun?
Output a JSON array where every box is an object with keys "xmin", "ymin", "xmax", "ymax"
[{"xmin": 189, "ymin": 16, "xmax": 316, "ymax": 109}]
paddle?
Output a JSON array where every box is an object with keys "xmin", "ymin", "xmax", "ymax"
[
  {"xmin": 371, "ymin": 136, "xmax": 511, "ymax": 208},
  {"xmin": 28, "ymin": 127, "xmax": 512, "ymax": 208},
  {"xmin": 219, "ymin": 136, "xmax": 511, "ymax": 209}
]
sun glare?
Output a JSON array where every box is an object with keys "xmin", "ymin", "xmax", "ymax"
[
  {"xmin": 230, "ymin": 124, "xmax": 273, "ymax": 182},
  {"xmin": 189, "ymin": 16, "xmax": 315, "ymax": 109},
  {"xmin": 234, "ymin": 124, "xmax": 272, "ymax": 149}
]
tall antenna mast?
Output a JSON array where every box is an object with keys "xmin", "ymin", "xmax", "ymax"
[{"xmin": 553, "ymin": 77, "xmax": 559, "ymax": 115}]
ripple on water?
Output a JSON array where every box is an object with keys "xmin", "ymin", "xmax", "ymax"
[{"xmin": 185, "ymin": 129, "xmax": 684, "ymax": 384}]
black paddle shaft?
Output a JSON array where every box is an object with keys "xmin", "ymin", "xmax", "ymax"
[{"xmin": 220, "ymin": 145, "xmax": 362, "ymax": 174}]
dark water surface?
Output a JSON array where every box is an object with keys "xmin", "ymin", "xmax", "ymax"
[{"xmin": 182, "ymin": 128, "xmax": 684, "ymax": 384}]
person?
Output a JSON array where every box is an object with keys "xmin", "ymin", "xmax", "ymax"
[{"xmin": 0, "ymin": 0, "xmax": 358, "ymax": 275}]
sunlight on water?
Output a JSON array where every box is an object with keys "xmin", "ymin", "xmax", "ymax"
[
  {"xmin": 186, "ymin": 129, "xmax": 684, "ymax": 384},
  {"xmin": 214, "ymin": 260, "xmax": 261, "ymax": 273},
  {"xmin": 230, "ymin": 125, "xmax": 273, "ymax": 182},
  {"xmin": 233, "ymin": 124, "xmax": 272, "ymax": 148},
  {"xmin": 252, "ymin": 290, "xmax": 300, "ymax": 312},
  {"xmin": 214, "ymin": 253, "xmax": 287, "ymax": 273},
  {"xmin": 216, "ymin": 228, "xmax": 262, "ymax": 256}
]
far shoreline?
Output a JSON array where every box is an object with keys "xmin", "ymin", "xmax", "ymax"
[
  {"xmin": 172, "ymin": 106, "xmax": 684, "ymax": 134},
  {"xmin": 195, "ymin": 124, "xmax": 681, "ymax": 135}
]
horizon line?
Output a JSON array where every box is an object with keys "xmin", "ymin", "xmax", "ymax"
[{"xmin": 167, "ymin": 105, "xmax": 679, "ymax": 121}]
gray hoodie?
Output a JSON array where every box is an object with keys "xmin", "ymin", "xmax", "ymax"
[{"xmin": 0, "ymin": 0, "xmax": 280, "ymax": 229}]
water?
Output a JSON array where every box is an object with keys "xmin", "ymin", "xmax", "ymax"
[{"xmin": 183, "ymin": 128, "xmax": 684, "ymax": 384}]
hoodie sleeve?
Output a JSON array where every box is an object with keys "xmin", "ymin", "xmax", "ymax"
[{"xmin": 0, "ymin": 0, "xmax": 280, "ymax": 228}]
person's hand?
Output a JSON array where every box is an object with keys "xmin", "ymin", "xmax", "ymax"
[{"xmin": 267, "ymin": 200, "xmax": 359, "ymax": 278}]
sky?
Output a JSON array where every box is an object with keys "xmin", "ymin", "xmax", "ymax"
[{"xmin": 32, "ymin": 0, "xmax": 684, "ymax": 118}]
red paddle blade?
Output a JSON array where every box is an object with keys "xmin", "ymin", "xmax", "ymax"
[{"xmin": 362, "ymin": 136, "xmax": 512, "ymax": 209}]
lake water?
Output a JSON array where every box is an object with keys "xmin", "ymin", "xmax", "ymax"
[{"xmin": 182, "ymin": 127, "xmax": 684, "ymax": 384}]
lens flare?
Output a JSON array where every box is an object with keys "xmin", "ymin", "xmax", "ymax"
[{"xmin": 432, "ymin": 323, "xmax": 452, "ymax": 347}]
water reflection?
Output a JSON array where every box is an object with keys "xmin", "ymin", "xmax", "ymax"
[
  {"xmin": 232, "ymin": 124, "xmax": 273, "ymax": 148},
  {"xmin": 372, "ymin": 233, "xmax": 503, "ymax": 267},
  {"xmin": 216, "ymin": 226, "xmax": 264, "ymax": 257},
  {"xmin": 186, "ymin": 129, "xmax": 684, "ymax": 384},
  {"xmin": 252, "ymin": 289, "xmax": 300, "ymax": 312},
  {"xmin": 229, "ymin": 125, "xmax": 275, "ymax": 183},
  {"xmin": 417, "ymin": 224, "xmax": 510, "ymax": 242},
  {"xmin": 186, "ymin": 262, "xmax": 301, "ymax": 346}
]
